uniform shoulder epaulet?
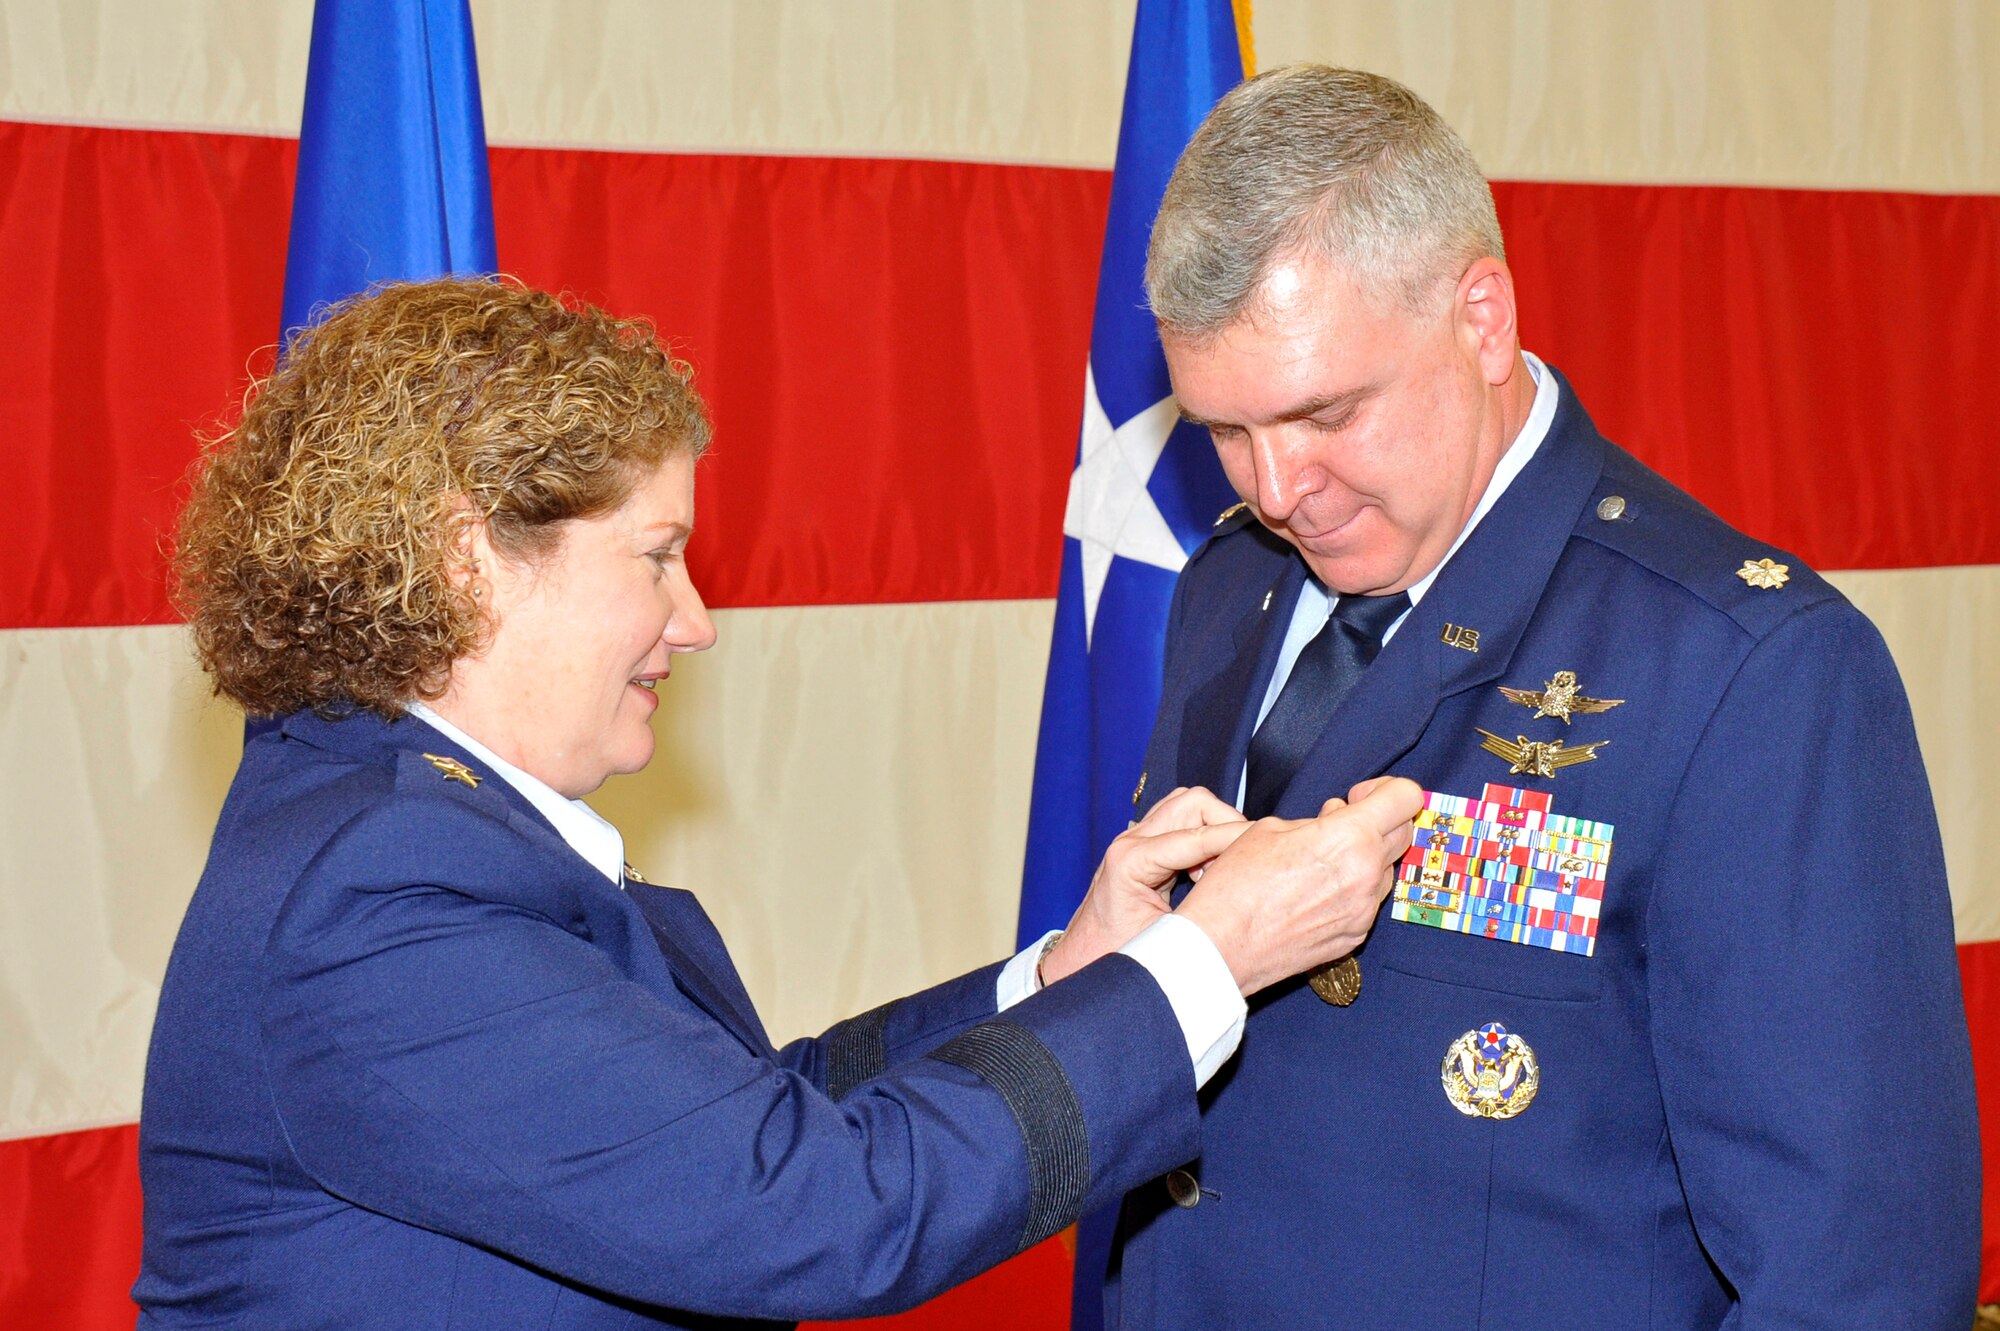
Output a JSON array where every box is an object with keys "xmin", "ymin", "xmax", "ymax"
[{"xmin": 1574, "ymin": 456, "xmax": 1840, "ymax": 638}]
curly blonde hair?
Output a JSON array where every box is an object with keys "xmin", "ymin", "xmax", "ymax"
[{"xmin": 174, "ymin": 276, "xmax": 711, "ymax": 717}]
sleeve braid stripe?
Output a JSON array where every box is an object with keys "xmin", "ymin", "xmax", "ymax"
[
  {"xmin": 929, "ymin": 1021, "xmax": 1090, "ymax": 1251},
  {"xmin": 826, "ymin": 1002, "xmax": 893, "ymax": 1101}
]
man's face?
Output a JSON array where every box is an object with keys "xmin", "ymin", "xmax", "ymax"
[{"xmin": 1164, "ymin": 251, "xmax": 1505, "ymax": 597}]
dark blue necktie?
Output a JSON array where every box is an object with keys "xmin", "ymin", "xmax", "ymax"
[{"xmin": 1243, "ymin": 590, "xmax": 1412, "ymax": 819}]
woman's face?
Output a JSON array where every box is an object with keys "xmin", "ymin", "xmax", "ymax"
[{"xmin": 445, "ymin": 451, "xmax": 716, "ymax": 797}]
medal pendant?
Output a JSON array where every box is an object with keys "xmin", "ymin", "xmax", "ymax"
[{"xmin": 1308, "ymin": 954, "xmax": 1361, "ymax": 1006}]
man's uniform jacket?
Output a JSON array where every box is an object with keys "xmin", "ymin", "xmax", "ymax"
[
  {"xmin": 135, "ymin": 709, "xmax": 1198, "ymax": 1329},
  {"xmin": 1108, "ymin": 369, "xmax": 1980, "ymax": 1329}
]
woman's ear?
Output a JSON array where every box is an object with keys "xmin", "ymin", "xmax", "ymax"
[{"xmin": 446, "ymin": 496, "xmax": 493, "ymax": 603}]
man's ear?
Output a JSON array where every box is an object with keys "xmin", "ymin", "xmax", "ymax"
[{"xmin": 1455, "ymin": 256, "xmax": 1520, "ymax": 386}]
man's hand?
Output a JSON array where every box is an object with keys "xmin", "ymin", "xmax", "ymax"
[
  {"xmin": 1175, "ymin": 777, "xmax": 1422, "ymax": 996},
  {"xmin": 1038, "ymin": 787, "xmax": 1249, "ymax": 986}
]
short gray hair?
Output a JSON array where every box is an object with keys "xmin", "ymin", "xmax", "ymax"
[{"xmin": 1146, "ymin": 65, "xmax": 1504, "ymax": 335}]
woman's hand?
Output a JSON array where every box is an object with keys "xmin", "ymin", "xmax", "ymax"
[
  {"xmin": 1037, "ymin": 787, "xmax": 1249, "ymax": 986},
  {"xmin": 1174, "ymin": 777, "xmax": 1422, "ymax": 997}
]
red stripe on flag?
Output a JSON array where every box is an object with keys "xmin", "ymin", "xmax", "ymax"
[
  {"xmin": 3, "ymin": 120, "xmax": 1998, "ymax": 629},
  {"xmin": 1964, "ymin": 936, "xmax": 2000, "ymax": 1302},
  {"xmin": 801, "ymin": 1233, "xmax": 1074, "ymax": 1331},
  {"xmin": 1496, "ymin": 180, "xmax": 2000, "ymax": 574},
  {"xmin": 0, "ymin": 122, "xmax": 293, "ymax": 631},
  {"xmin": 5, "ymin": 938, "xmax": 1997, "ymax": 1319},
  {"xmin": 0, "ymin": 1123, "xmax": 142, "ymax": 1328},
  {"xmin": 490, "ymin": 145, "xmax": 1107, "ymax": 615}
]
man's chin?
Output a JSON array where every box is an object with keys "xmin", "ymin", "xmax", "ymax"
[{"xmin": 1298, "ymin": 548, "xmax": 1415, "ymax": 598}]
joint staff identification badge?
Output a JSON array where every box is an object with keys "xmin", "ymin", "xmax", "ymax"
[{"xmin": 1391, "ymin": 784, "xmax": 1614, "ymax": 957}]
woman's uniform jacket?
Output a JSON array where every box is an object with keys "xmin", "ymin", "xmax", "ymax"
[
  {"xmin": 134, "ymin": 709, "xmax": 1199, "ymax": 1329},
  {"xmin": 1108, "ymin": 369, "xmax": 1980, "ymax": 1328}
]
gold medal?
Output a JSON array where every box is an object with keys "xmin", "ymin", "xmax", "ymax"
[
  {"xmin": 1441, "ymin": 1023, "xmax": 1540, "ymax": 1119},
  {"xmin": 1308, "ymin": 954, "xmax": 1361, "ymax": 1006}
]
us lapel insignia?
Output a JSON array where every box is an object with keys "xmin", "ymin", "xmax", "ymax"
[
  {"xmin": 1497, "ymin": 670, "xmax": 1625, "ymax": 725},
  {"xmin": 1475, "ymin": 729, "xmax": 1608, "ymax": 778},
  {"xmin": 422, "ymin": 753, "xmax": 481, "ymax": 788},
  {"xmin": 1442, "ymin": 1023, "xmax": 1540, "ymax": 1120},
  {"xmin": 1440, "ymin": 623, "xmax": 1480, "ymax": 653},
  {"xmin": 1736, "ymin": 557, "xmax": 1790, "ymax": 589},
  {"xmin": 1395, "ymin": 784, "xmax": 1612, "ymax": 955},
  {"xmin": 1131, "ymin": 770, "xmax": 1148, "ymax": 810},
  {"xmin": 623, "ymin": 861, "xmax": 650, "ymax": 884}
]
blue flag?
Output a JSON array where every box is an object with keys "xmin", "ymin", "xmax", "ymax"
[
  {"xmin": 255, "ymin": 0, "xmax": 497, "ymax": 738},
  {"xmin": 280, "ymin": 0, "xmax": 497, "ymax": 341},
  {"xmin": 1015, "ymin": 1, "xmax": 1246, "ymax": 1324}
]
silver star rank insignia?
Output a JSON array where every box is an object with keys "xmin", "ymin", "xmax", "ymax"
[
  {"xmin": 1475, "ymin": 729, "xmax": 1609, "ymax": 778},
  {"xmin": 421, "ymin": 753, "xmax": 482, "ymax": 788},
  {"xmin": 1496, "ymin": 670, "xmax": 1626, "ymax": 725}
]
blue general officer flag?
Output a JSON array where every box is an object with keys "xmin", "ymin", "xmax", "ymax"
[
  {"xmin": 1016, "ymin": 5, "xmax": 1246, "ymax": 1324},
  {"xmin": 280, "ymin": 0, "xmax": 497, "ymax": 341},
  {"xmin": 1018, "ymin": 0, "xmax": 1248, "ymax": 950}
]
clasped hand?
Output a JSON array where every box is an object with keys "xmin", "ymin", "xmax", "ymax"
[{"xmin": 1039, "ymin": 778, "xmax": 1422, "ymax": 996}]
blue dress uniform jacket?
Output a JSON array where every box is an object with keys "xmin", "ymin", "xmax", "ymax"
[
  {"xmin": 135, "ymin": 708, "xmax": 1200, "ymax": 1329},
  {"xmin": 1108, "ymin": 370, "xmax": 1980, "ymax": 1329}
]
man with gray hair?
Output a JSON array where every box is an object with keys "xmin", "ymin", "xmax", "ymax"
[{"xmin": 1109, "ymin": 64, "xmax": 1978, "ymax": 1327}]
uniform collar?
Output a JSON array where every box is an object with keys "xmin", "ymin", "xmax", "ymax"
[
  {"xmin": 273, "ymin": 706, "xmax": 621, "ymax": 887},
  {"xmin": 405, "ymin": 702, "xmax": 626, "ymax": 887}
]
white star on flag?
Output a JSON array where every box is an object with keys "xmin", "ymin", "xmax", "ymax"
[{"xmin": 1062, "ymin": 364, "xmax": 1190, "ymax": 646}]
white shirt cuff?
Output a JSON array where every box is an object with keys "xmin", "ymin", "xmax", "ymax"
[
  {"xmin": 996, "ymin": 930, "xmax": 1061, "ymax": 1012},
  {"xmin": 1119, "ymin": 914, "xmax": 1247, "ymax": 1088},
  {"xmin": 996, "ymin": 918, "xmax": 1247, "ymax": 1089}
]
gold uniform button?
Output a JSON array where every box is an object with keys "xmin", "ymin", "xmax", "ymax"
[
  {"xmin": 1164, "ymin": 1169, "xmax": 1201, "ymax": 1209},
  {"xmin": 1595, "ymin": 495, "xmax": 1626, "ymax": 521}
]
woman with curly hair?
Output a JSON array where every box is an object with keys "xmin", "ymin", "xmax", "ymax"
[{"xmin": 135, "ymin": 276, "xmax": 1418, "ymax": 1329}]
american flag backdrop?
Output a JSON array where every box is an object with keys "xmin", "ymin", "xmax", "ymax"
[{"xmin": 1, "ymin": 2, "xmax": 1995, "ymax": 1325}]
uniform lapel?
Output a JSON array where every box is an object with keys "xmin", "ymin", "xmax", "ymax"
[
  {"xmin": 279, "ymin": 707, "xmax": 773, "ymax": 1057},
  {"xmin": 1265, "ymin": 372, "xmax": 1610, "ymax": 812},
  {"xmin": 1177, "ymin": 550, "xmax": 1306, "ymax": 797},
  {"xmin": 624, "ymin": 884, "xmax": 772, "ymax": 1054}
]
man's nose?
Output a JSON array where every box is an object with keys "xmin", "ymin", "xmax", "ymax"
[{"xmin": 1250, "ymin": 430, "xmax": 1318, "ymax": 522}]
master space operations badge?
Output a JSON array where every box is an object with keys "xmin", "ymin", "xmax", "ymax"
[{"xmin": 1441, "ymin": 1023, "xmax": 1540, "ymax": 1120}]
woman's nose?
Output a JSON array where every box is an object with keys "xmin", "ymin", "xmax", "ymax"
[{"xmin": 669, "ymin": 570, "xmax": 718, "ymax": 653}]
